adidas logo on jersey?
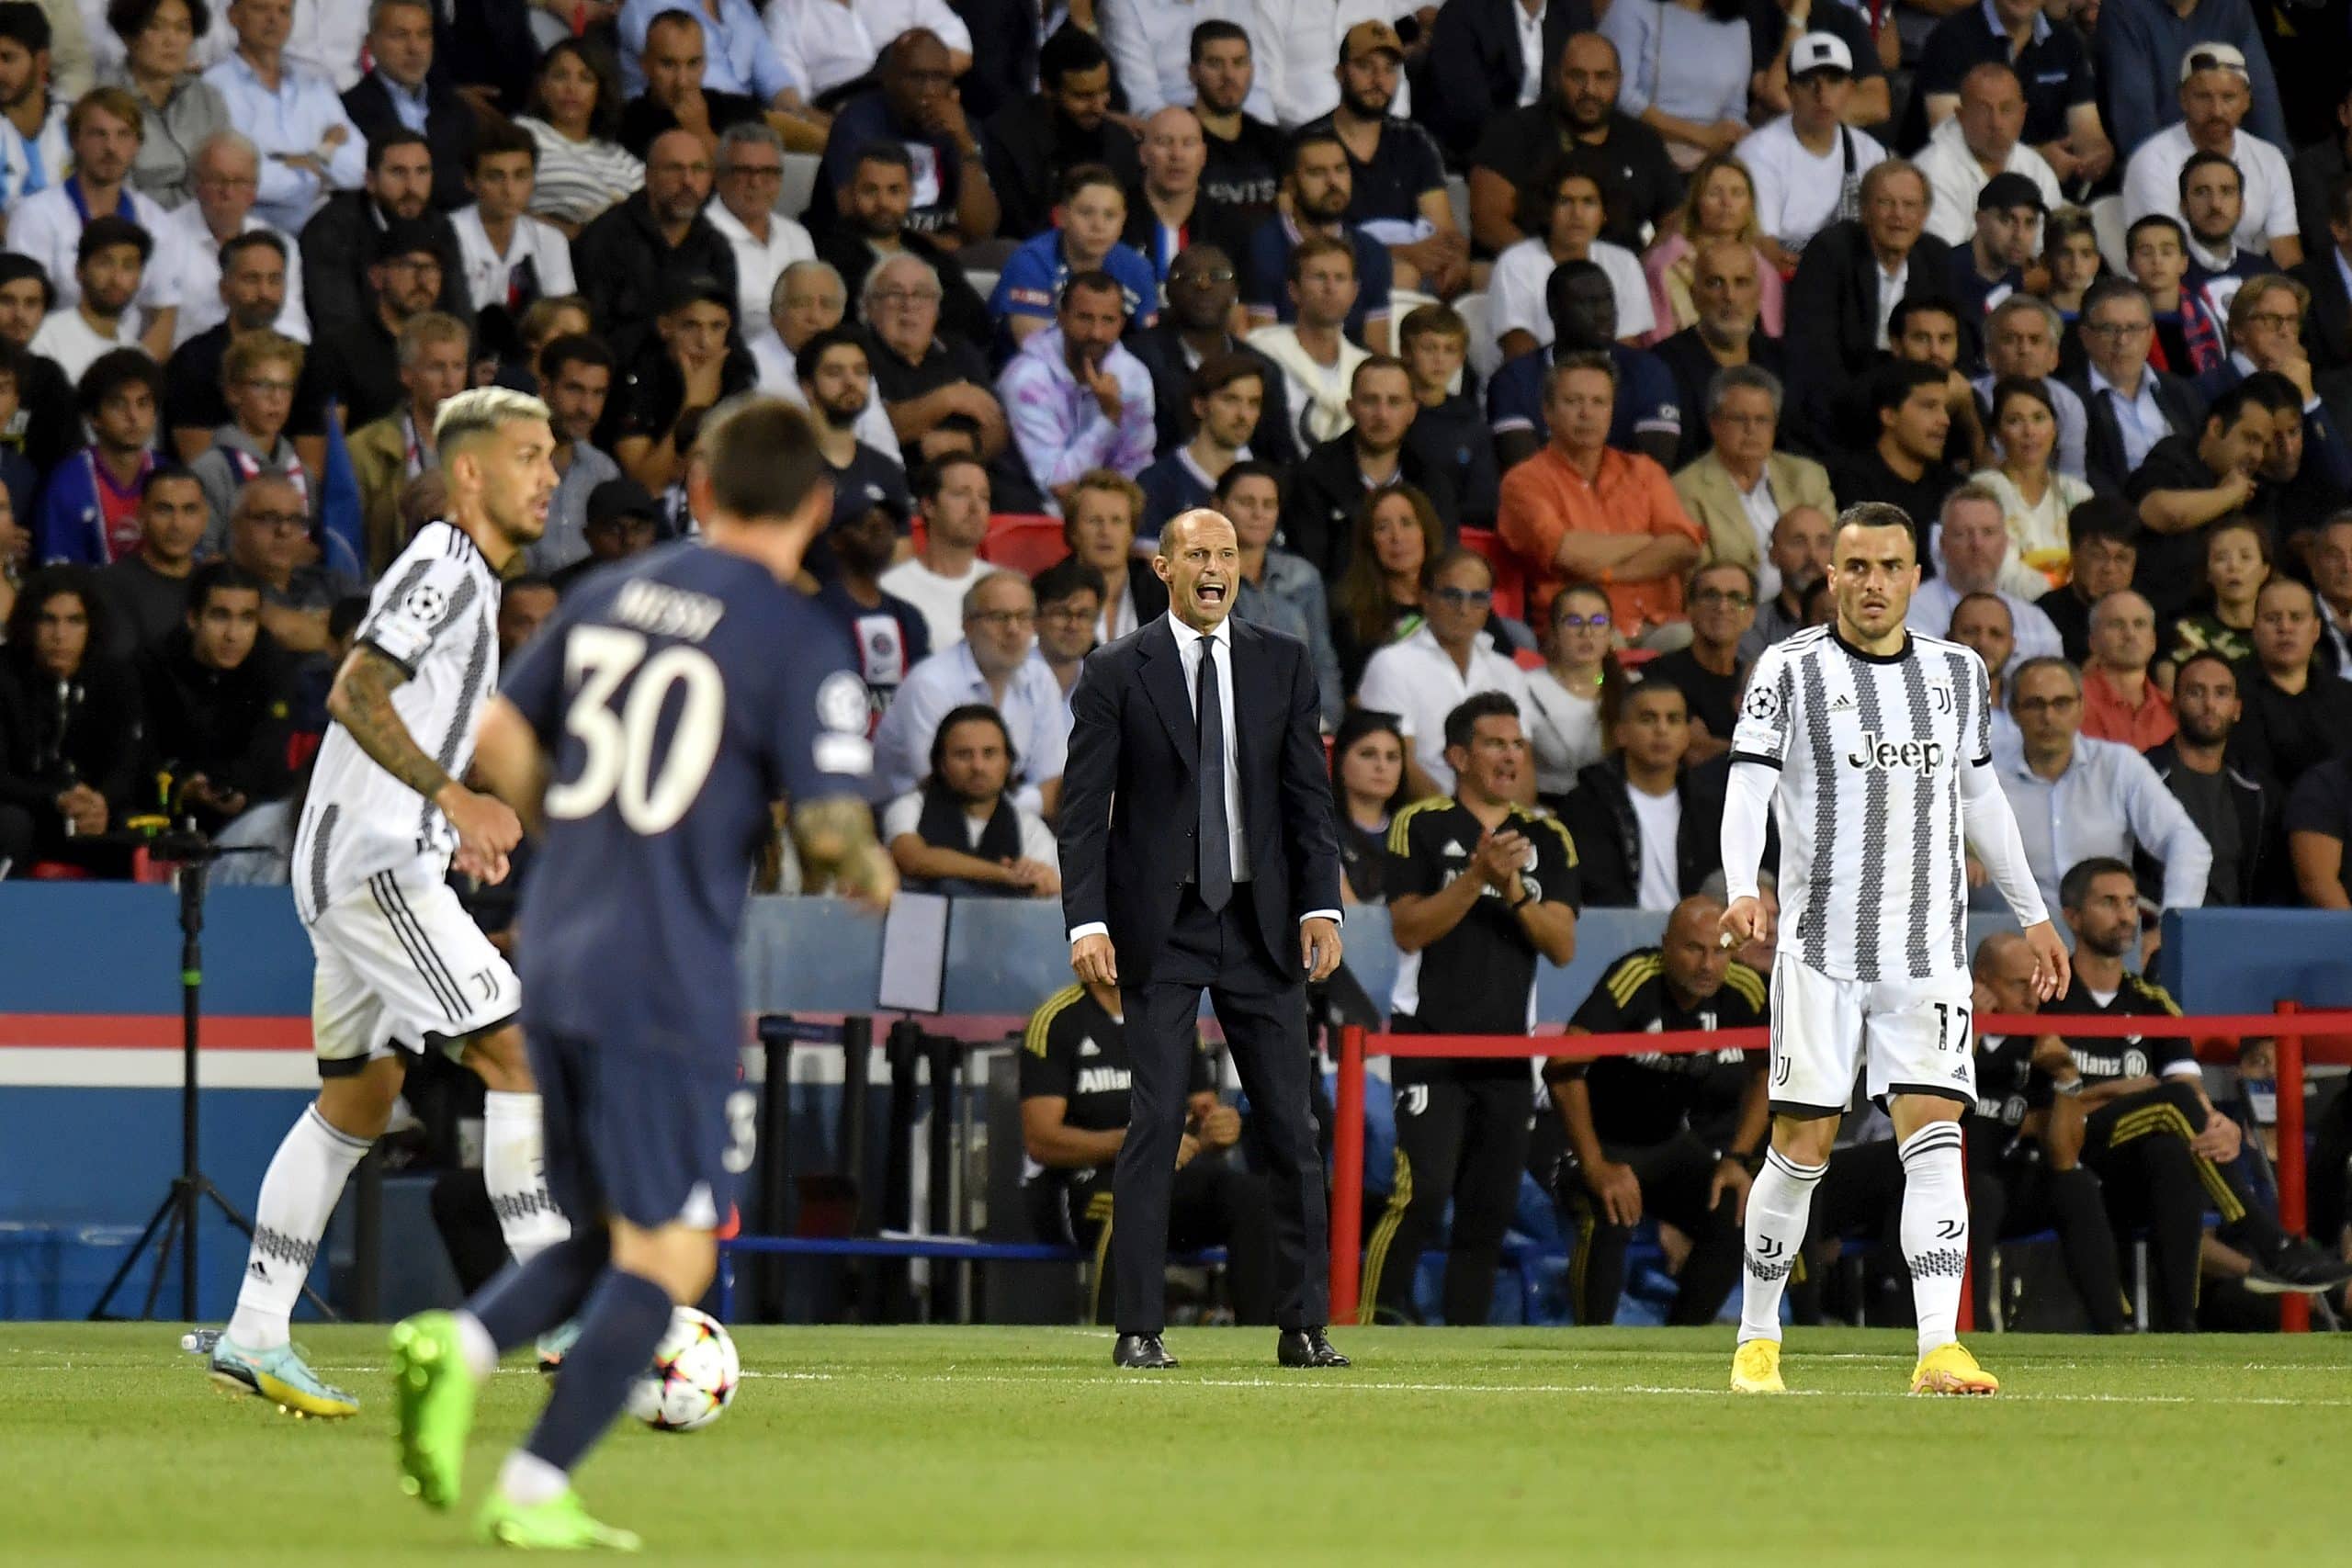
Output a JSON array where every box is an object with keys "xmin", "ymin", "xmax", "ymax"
[
  {"xmin": 1442, "ymin": 840, "xmax": 1465, "ymax": 857},
  {"xmin": 1829, "ymin": 692, "xmax": 1857, "ymax": 713},
  {"xmin": 1078, "ymin": 1037, "xmax": 1102, "ymax": 1057}
]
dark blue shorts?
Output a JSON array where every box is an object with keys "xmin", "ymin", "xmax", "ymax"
[{"xmin": 530, "ymin": 1032, "xmax": 747, "ymax": 1231}]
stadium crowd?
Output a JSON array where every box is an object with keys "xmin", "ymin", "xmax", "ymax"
[{"xmin": 0, "ymin": 0, "xmax": 2349, "ymax": 1326}]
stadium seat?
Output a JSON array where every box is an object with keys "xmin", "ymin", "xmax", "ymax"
[
  {"xmin": 779, "ymin": 153, "xmax": 820, "ymax": 220},
  {"xmin": 1511, "ymin": 647, "xmax": 1543, "ymax": 672},
  {"xmin": 1459, "ymin": 526, "xmax": 1526, "ymax": 622},
  {"xmin": 978, "ymin": 513, "xmax": 1069, "ymax": 575},
  {"xmin": 1457, "ymin": 289, "xmax": 1498, "ymax": 385}
]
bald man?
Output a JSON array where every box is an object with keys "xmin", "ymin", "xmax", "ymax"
[{"xmin": 2081, "ymin": 590, "xmax": 2176, "ymax": 750}]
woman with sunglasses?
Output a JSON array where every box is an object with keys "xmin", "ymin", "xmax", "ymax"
[{"xmin": 1522, "ymin": 584, "xmax": 1623, "ymax": 809}]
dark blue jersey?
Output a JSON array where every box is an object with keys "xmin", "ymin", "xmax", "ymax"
[{"xmin": 503, "ymin": 539, "xmax": 870, "ymax": 1058}]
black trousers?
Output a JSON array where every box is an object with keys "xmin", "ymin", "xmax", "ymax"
[
  {"xmin": 1967, "ymin": 1139, "xmax": 2131, "ymax": 1333},
  {"xmin": 1115, "ymin": 888, "xmax": 1327, "ymax": 1335},
  {"xmin": 2086, "ymin": 1083, "xmax": 2246, "ymax": 1333},
  {"xmin": 1363, "ymin": 1060, "xmax": 1532, "ymax": 1325},
  {"xmin": 1034, "ymin": 1159, "xmax": 1277, "ymax": 1326},
  {"xmin": 1562, "ymin": 1131, "xmax": 1743, "ymax": 1328}
]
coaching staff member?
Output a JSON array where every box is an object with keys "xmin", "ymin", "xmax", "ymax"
[{"xmin": 1059, "ymin": 505, "xmax": 1350, "ymax": 1371}]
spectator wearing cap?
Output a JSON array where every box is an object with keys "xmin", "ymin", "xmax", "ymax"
[
  {"xmin": 0, "ymin": 3, "xmax": 73, "ymax": 210},
  {"xmin": 700, "ymin": 121, "xmax": 812, "ymax": 344},
  {"xmin": 528, "ymin": 333, "xmax": 620, "ymax": 577},
  {"xmin": 605, "ymin": 275, "xmax": 759, "ymax": 495},
  {"xmin": 2065, "ymin": 276, "xmax": 2208, "ymax": 495},
  {"xmin": 339, "ymin": 0, "xmax": 474, "ymax": 212},
  {"xmin": 346, "ymin": 310, "xmax": 466, "ymax": 573},
  {"xmin": 35, "ymin": 350, "xmax": 164, "ymax": 566},
  {"xmin": 998, "ymin": 270, "xmax": 1156, "ymax": 513},
  {"xmin": 311, "ymin": 215, "xmax": 446, "ymax": 427},
  {"xmin": 1257, "ymin": 0, "xmax": 1417, "ymax": 131},
  {"xmin": 201, "ymin": 0, "xmax": 366, "ymax": 232},
  {"xmin": 29, "ymin": 215, "xmax": 154, "ymax": 383},
  {"xmin": 1946, "ymin": 170, "xmax": 2045, "ymax": 324},
  {"xmin": 989, "ymin": 163, "xmax": 1159, "ymax": 355},
  {"xmin": 1783, "ymin": 160, "xmax": 1953, "ymax": 445},
  {"xmin": 2098, "ymin": 0, "xmax": 2286, "ymax": 159},
  {"xmin": 1905, "ymin": 0, "xmax": 2109, "ymax": 195},
  {"xmin": 551, "ymin": 478, "xmax": 660, "ymax": 596},
  {"xmin": 1301, "ymin": 21, "xmax": 1468, "ymax": 299},
  {"xmin": 813, "ymin": 491, "xmax": 932, "ymax": 730},
  {"xmin": 796, "ymin": 324, "xmax": 913, "ymax": 541},
  {"xmin": 571, "ymin": 127, "xmax": 740, "ymax": 359},
  {"xmin": 1916, "ymin": 62, "xmax": 2063, "ymax": 250},
  {"xmin": 872, "ymin": 567, "xmax": 1069, "ymax": 816},
  {"xmin": 981, "ymin": 24, "xmax": 1142, "ymax": 245},
  {"xmin": 159, "ymin": 133, "xmax": 311, "ymax": 350},
  {"xmin": 6, "ymin": 85, "xmax": 185, "ymax": 360},
  {"xmin": 1735, "ymin": 33, "xmax": 1887, "ymax": 271},
  {"xmin": 187, "ymin": 329, "xmax": 310, "ymax": 545},
  {"xmin": 297, "ymin": 129, "xmax": 470, "ymax": 342},
  {"xmin": 2121, "ymin": 43, "xmax": 2301, "ymax": 271}
]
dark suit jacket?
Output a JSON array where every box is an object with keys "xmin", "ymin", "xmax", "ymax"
[
  {"xmin": 1784, "ymin": 221, "xmax": 1954, "ymax": 447},
  {"xmin": 298, "ymin": 194, "xmax": 472, "ymax": 342},
  {"xmin": 1058, "ymin": 615, "xmax": 1340, "ymax": 987},
  {"xmin": 2064, "ymin": 364, "xmax": 2205, "ymax": 495},
  {"xmin": 342, "ymin": 71, "xmax": 478, "ymax": 213},
  {"xmin": 1279, "ymin": 435, "xmax": 1462, "ymax": 582},
  {"xmin": 2293, "ymin": 253, "xmax": 2352, "ymax": 372},
  {"xmin": 1419, "ymin": 0, "xmax": 1589, "ymax": 164},
  {"xmin": 1124, "ymin": 321, "xmax": 1301, "ymax": 468}
]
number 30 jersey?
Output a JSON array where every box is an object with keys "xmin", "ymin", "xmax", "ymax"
[
  {"xmin": 1729, "ymin": 625, "xmax": 1993, "ymax": 985},
  {"xmin": 502, "ymin": 540, "xmax": 872, "ymax": 1058},
  {"xmin": 295, "ymin": 521, "xmax": 502, "ymax": 924}
]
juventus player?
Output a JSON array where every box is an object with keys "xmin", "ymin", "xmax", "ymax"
[
  {"xmin": 1718, "ymin": 503, "xmax": 2068, "ymax": 1396},
  {"xmin": 206, "ymin": 390, "xmax": 569, "ymax": 1417}
]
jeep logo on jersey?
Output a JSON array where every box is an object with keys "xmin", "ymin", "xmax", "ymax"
[{"xmin": 1845, "ymin": 732, "xmax": 1945, "ymax": 773}]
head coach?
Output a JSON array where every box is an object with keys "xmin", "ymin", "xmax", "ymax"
[{"xmin": 1057, "ymin": 505, "xmax": 1350, "ymax": 1371}]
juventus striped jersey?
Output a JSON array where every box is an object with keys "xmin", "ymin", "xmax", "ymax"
[
  {"xmin": 292, "ymin": 522, "xmax": 502, "ymax": 923},
  {"xmin": 1728, "ymin": 626, "xmax": 1992, "ymax": 984}
]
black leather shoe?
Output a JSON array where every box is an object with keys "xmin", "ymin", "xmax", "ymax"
[
  {"xmin": 1277, "ymin": 1327, "xmax": 1350, "ymax": 1368},
  {"xmin": 1113, "ymin": 1333, "xmax": 1179, "ymax": 1370}
]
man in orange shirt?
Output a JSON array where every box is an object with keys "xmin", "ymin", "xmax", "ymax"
[
  {"xmin": 1496, "ymin": 352, "xmax": 1704, "ymax": 642},
  {"xmin": 2080, "ymin": 588, "xmax": 2177, "ymax": 750}
]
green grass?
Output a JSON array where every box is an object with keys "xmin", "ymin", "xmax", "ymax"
[{"xmin": 7, "ymin": 1324, "xmax": 2349, "ymax": 1564}]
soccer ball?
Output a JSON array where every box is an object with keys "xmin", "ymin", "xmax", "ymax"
[{"xmin": 625, "ymin": 1308, "xmax": 740, "ymax": 1432}]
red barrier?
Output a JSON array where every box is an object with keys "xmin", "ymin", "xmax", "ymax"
[{"xmin": 1329, "ymin": 1005, "xmax": 2352, "ymax": 1329}]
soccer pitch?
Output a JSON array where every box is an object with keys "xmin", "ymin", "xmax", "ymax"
[{"xmin": 11, "ymin": 1324, "xmax": 2347, "ymax": 1564}]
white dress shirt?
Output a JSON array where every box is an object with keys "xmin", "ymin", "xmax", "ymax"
[
  {"xmin": 1488, "ymin": 236, "xmax": 1653, "ymax": 351},
  {"xmin": 1515, "ymin": 0, "xmax": 1546, "ymax": 105},
  {"xmin": 2122, "ymin": 122, "xmax": 2297, "ymax": 255},
  {"xmin": 880, "ymin": 789, "xmax": 1060, "ymax": 871},
  {"xmin": 284, "ymin": 0, "xmax": 373, "ymax": 92},
  {"xmin": 768, "ymin": 0, "xmax": 974, "ymax": 102},
  {"xmin": 704, "ymin": 197, "xmax": 815, "ymax": 343},
  {"xmin": 757, "ymin": 343, "xmax": 905, "ymax": 463},
  {"xmin": 1905, "ymin": 578, "xmax": 2062, "ymax": 674},
  {"xmin": 1098, "ymin": 0, "xmax": 1274, "ymax": 121},
  {"xmin": 29, "ymin": 306, "xmax": 142, "ymax": 382},
  {"xmin": 1916, "ymin": 115, "xmax": 2063, "ymax": 248},
  {"xmin": 1354, "ymin": 622, "xmax": 1536, "ymax": 794},
  {"xmin": 449, "ymin": 205, "xmax": 580, "ymax": 314},
  {"xmin": 162, "ymin": 203, "xmax": 310, "ymax": 346},
  {"xmin": 871, "ymin": 641, "xmax": 1071, "ymax": 812},
  {"xmin": 1991, "ymin": 731, "xmax": 2212, "ymax": 914},
  {"xmin": 1253, "ymin": 0, "xmax": 1410, "ymax": 130},
  {"xmin": 5, "ymin": 181, "xmax": 184, "ymax": 318},
  {"xmin": 1736, "ymin": 115, "xmax": 1890, "ymax": 254},
  {"xmin": 2086, "ymin": 362, "xmax": 2171, "ymax": 475},
  {"xmin": 203, "ymin": 51, "xmax": 368, "ymax": 231},
  {"xmin": 1067, "ymin": 612, "xmax": 1341, "ymax": 943}
]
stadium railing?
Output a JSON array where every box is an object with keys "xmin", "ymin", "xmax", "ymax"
[{"xmin": 1328, "ymin": 1004, "xmax": 2352, "ymax": 1332}]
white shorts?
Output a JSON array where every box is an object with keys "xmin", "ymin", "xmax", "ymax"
[
  {"xmin": 1768, "ymin": 953, "xmax": 1975, "ymax": 1113},
  {"xmin": 306, "ymin": 867, "xmax": 520, "ymax": 1077}
]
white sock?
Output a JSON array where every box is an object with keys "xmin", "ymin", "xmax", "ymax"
[
  {"xmin": 483, "ymin": 1090, "xmax": 570, "ymax": 1264},
  {"xmin": 1738, "ymin": 1146, "xmax": 1826, "ymax": 1345},
  {"xmin": 226, "ymin": 1104, "xmax": 371, "ymax": 1350},
  {"xmin": 1898, "ymin": 1121, "xmax": 1970, "ymax": 1359},
  {"xmin": 498, "ymin": 1450, "xmax": 569, "ymax": 1507},
  {"xmin": 455, "ymin": 1310, "xmax": 499, "ymax": 1382}
]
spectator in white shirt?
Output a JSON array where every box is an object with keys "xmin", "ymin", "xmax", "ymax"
[
  {"xmin": 1253, "ymin": 0, "xmax": 1410, "ymax": 130},
  {"xmin": 280, "ymin": 0, "xmax": 367, "ymax": 91},
  {"xmin": 872, "ymin": 569, "xmax": 1071, "ymax": 816},
  {"xmin": 164, "ymin": 129, "xmax": 309, "ymax": 347},
  {"xmin": 0, "ymin": 4, "xmax": 74, "ymax": 209},
  {"xmin": 1917, "ymin": 61, "xmax": 2063, "ymax": 249},
  {"xmin": 29, "ymin": 213, "xmax": 152, "ymax": 380},
  {"xmin": 757, "ymin": 259, "xmax": 904, "ymax": 462},
  {"xmin": 767, "ymin": 0, "xmax": 973, "ymax": 105},
  {"xmin": 6, "ymin": 84, "xmax": 181, "ymax": 358},
  {"xmin": 202, "ymin": 0, "xmax": 365, "ymax": 231},
  {"xmin": 2122, "ymin": 42, "xmax": 2301, "ymax": 270},
  {"xmin": 1100, "ymin": 0, "xmax": 1270, "ymax": 122},
  {"xmin": 1736, "ymin": 32, "xmax": 1886, "ymax": 269},
  {"xmin": 449, "ymin": 118, "xmax": 577, "ymax": 317},
  {"xmin": 1491, "ymin": 161, "xmax": 1652, "ymax": 360},
  {"xmin": 880, "ymin": 451, "xmax": 994, "ymax": 652},
  {"xmin": 1354, "ymin": 547, "xmax": 1537, "ymax": 798},
  {"xmin": 703, "ymin": 120, "xmax": 813, "ymax": 344}
]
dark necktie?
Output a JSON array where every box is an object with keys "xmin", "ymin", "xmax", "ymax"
[{"xmin": 1196, "ymin": 637, "xmax": 1233, "ymax": 912}]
